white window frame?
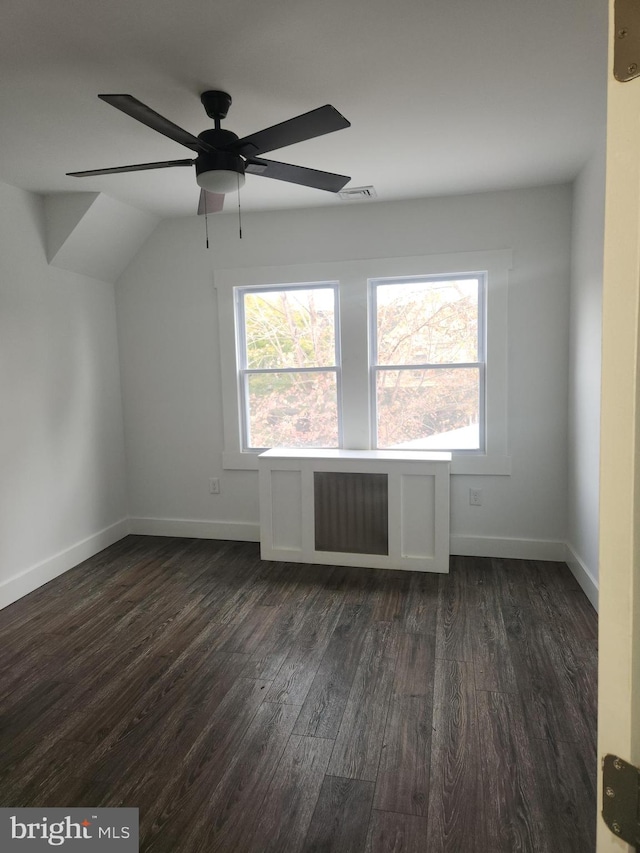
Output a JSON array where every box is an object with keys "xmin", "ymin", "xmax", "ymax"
[
  {"xmin": 235, "ymin": 282, "xmax": 343, "ymax": 451},
  {"xmin": 369, "ymin": 273, "xmax": 487, "ymax": 453},
  {"xmin": 215, "ymin": 250, "xmax": 512, "ymax": 475}
]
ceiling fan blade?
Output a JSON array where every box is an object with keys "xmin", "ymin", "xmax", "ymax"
[
  {"xmin": 197, "ymin": 189, "xmax": 225, "ymax": 215},
  {"xmin": 98, "ymin": 94, "xmax": 214, "ymax": 153},
  {"xmin": 66, "ymin": 158, "xmax": 195, "ymax": 177},
  {"xmin": 245, "ymin": 158, "xmax": 350, "ymax": 192},
  {"xmin": 227, "ymin": 105, "xmax": 350, "ymax": 157}
]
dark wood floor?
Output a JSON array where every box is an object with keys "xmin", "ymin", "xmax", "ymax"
[{"xmin": 0, "ymin": 536, "xmax": 598, "ymax": 852}]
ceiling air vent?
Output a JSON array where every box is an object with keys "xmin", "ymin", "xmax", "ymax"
[{"xmin": 339, "ymin": 185, "xmax": 377, "ymax": 201}]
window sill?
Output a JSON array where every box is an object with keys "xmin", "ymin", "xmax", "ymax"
[{"xmin": 223, "ymin": 450, "xmax": 511, "ymax": 476}]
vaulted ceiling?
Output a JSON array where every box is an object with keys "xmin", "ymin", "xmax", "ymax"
[{"xmin": 0, "ymin": 0, "xmax": 607, "ymax": 218}]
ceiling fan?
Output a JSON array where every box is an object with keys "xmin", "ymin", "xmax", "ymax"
[{"xmin": 67, "ymin": 91, "xmax": 352, "ymax": 214}]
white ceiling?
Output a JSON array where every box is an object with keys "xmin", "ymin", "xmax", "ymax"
[{"xmin": 0, "ymin": 0, "xmax": 607, "ymax": 218}]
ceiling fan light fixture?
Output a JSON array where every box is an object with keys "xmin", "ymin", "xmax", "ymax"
[{"xmin": 196, "ymin": 169, "xmax": 245, "ymax": 194}]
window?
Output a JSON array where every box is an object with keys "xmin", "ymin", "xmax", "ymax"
[
  {"xmin": 371, "ymin": 275, "xmax": 485, "ymax": 451},
  {"xmin": 217, "ymin": 250, "xmax": 511, "ymax": 475},
  {"xmin": 236, "ymin": 284, "xmax": 341, "ymax": 449}
]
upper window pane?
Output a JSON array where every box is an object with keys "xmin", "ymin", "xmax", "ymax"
[
  {"xmin": 242, "ymin": 287, "xmax": 336, "ymax": 369},
  {"xmin": 375, "ymin": 277, "xmax": 479, "ymax": 365}
]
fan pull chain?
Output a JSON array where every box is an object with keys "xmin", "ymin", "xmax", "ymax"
[
  {"xmin": 204, "ymin": 192, "xmax": 210, "ymax": 249},
  {"xmin": 237, "ymin": 173, "xmax": 243, "ymax": 240}
]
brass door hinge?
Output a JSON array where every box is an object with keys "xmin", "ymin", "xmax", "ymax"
[
  {"xmin": 615, "ymin": 0, "xmax": 640, "ymax": 81},
  {"xmin": 602, "ymin": 754, "xmax": 640, "ymax": 848}
]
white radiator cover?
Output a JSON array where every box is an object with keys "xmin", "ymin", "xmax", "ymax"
[{"xmin": 258, "ymin": 449, "xmax": 451, "ymax": 573}]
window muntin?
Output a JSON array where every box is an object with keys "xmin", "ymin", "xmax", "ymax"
[
  {"xmin": 237, "ymin": 284, "xmax": 341, "ymax": 450},
  {"xmin": 371, "ymin": 275, "xmax": 485, "ymax": 451}
]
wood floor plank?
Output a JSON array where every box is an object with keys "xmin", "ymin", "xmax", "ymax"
[
  {"xmin": 0, "ymin": 537, "xmax": 170, "ymax": 638},
  {"xmin": 0, "ymin": 591, "xmax": 138, "ymax": 674},
  {"xmin": 489, "ymin": 557, "xmax": 532, "ymax": 608},
  {"xmin": 532, "ymin": 736, "xmax": 597, "ymax": 853},
  {"xmin": 161, "ymin": 539, "xmax": 249, "ymax": 598},
  {"xmin": 373, "ymin": 632, "xmax": 435, "ymax": 815},
  {"xmin": 51, "ymin": 597, "xmax": 226, "ymax": 726},
  {"xmin": 242, "ymin": 579, "xmax": 338, "ymax": 682},
  {"xmin": 301, "ymin": 775, "xmax": 375, "ymax": 853},
  {"xmin": 476, "ymin": 689, "xmax": 551, "ymax": 853},
  {"xmin": 0, "ymin": 738, "xmax": 104, "ymax": 807},
  {"xmin": 435, "ymin": 556, "xmax": 481, "ymax": 662},
  {"xmin": 402, "ymin": 570, "xmax": 439, "ymax": 635},
  {"xmin": 255, "ymin": 561, "xmax": 305, "ymax": 606},
  {"xmin": 371, "ymin": 571, "xmax": 411, "ymax": 624},
  {"xmin": 196, "ymin": 565, "xmax": 282, "ymax": 636},
  {"xmin": 159, "ymin": 702, "xmax": 300, "ymax": 853},
  {"xmin": 241, "ymin": 603, "xmax": 313, "ymax": 681},
  {"xmin": 392, "ymin": 631, "xmax": 435, "ymax": 698},
  {"xmin": 292, "ymin": 602, "xmax": 372, "ymax": 739},
  {"xmin": 373, "ymin": 695, "xmax": 431, "ymax": 815},
  {"xmin": 4, "ymin": 769, "xmax": 113, "ymax": 810},
  {"xmin": 325, "ymin": 564, "xmax": 373, "ymax": 604},
  {"xmin": 265, "ymin": 595, "xmax": 345, "ymax": 704},
  {"xmin": 16, "ymin": 607, "xmax": 240, "ymax": 754},
  {"xmin": 426, "ymin": 658, "xmax": 483, "ymax": 852},
  {"xmin": 0, "ymin": 681, "xmax": 74, "ymax": 766},
  {"xmin": 246, "ymin": 735, "xmax": 334, "ymax": 853},
  {"xmin": 80, "ymin": 654, "xmax": 256, "ymax": 785},
  {"xmin": 120, "ymin": 676, "xmax": 273, "ymax": 851},
  {"xmin": 364, "ymin": 811, "xmax": 428, "ymax": 853},
  {"xmin": 0, "ymin": 636, "xmax": 67, "ymax": 706},
  {"xmin": 327, "ymin": 622, "xmax": 399, "ymax": 781},
  {"xmin": 515, "ymin": 560, "xmax": 597, "ymax": 663},
  {"xmin": 41, "ymin": 596, "xmax": 205, "ymax": 705},
  {"xmin": 518, "ymin": 560, "xmax": 578, "ymax": 628},
  {"xmin": 534, "ymin": 620, "xmax": 598, "ymax": 763},
  {"xmin": 471, "ymin": 573, "xmax": 518, "ymax": 693},
  {"xmin": 502, "ymin": 604, "xmax": 580, "ymax": 744},
  {"xmin": 218, "ymin": 603, "xmax": 283, "ymax": 653},
  {"xmin": 565, "ymin": 590, "xmax": 598, "ymax": 641}
]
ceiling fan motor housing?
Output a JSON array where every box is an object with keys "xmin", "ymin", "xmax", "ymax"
[
  {"xmin": 197, "ymin": 127, "xmax": 244, "ymax": 171},
  {"xmin": 195, "ymin": 149, "xmax": 245, "ymax": 179},
  {"xmin": 196, "ymin": 129, "xmax": 245, "ymax": 179}
]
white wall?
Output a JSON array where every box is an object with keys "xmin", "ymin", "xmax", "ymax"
[
  {"xmin": 117, "ymin": 184, "xmax": 572, "ymax": 558},
  {"xmin": 567, "ymin": 143, "xmax": 606, "ymax": 607},
  {"xmin": 0, "ymin": 182, "xmax": 129, "ymax": 608}
]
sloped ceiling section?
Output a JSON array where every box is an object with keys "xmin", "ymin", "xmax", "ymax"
[{"xmin": 44, "ymin": 192, "xmax": 159, "ymax": 283}]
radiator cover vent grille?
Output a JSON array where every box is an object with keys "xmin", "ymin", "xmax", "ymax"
[{"xmin": 314, "ymin": 471, "xmax": 388, "ymax": 555}]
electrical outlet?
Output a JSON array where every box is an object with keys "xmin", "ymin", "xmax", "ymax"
[
  {"xmin": 209, "ymin": 478, "xmax": 220, "ymax": 495},
  {"xmin": 469, "ymin": 488, "xmax": 482, "ymax": 506}
]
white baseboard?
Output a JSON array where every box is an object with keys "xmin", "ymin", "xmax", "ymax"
[
  {"xmin": 450, "ymin": 534, "xmax": 566, "ymax": 562},
  {"xmin": 1, "ymin": 520, "xmax": 598, "ymax": 614},
  {"xmin": 128, "ymin": 517, "xmax": 260, "ymax": 542},
  {"xmin": 0, "ymin": 518, "xmax": 130, "ymax": 611},
  {"xmin": 130, "ymin": 523, "xmax": 565, "ymax": 563},
  {"xmin": 130, "ymin": 525, "xmax": 566, "ymax": 562},
  {"xmin": 564, "ymin": 542, "xmax": 599, "ymax": 611}
]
